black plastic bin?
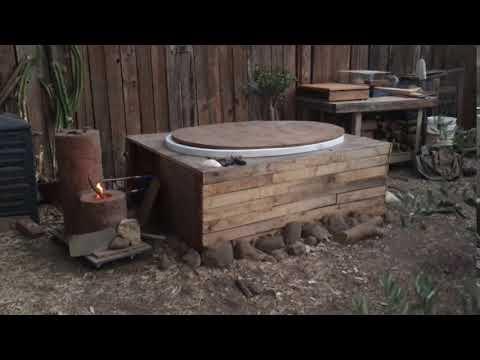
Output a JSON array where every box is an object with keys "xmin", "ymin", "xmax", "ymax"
[{"xmin": 0, "ymin": 113, "xmax": 39, "ymax": 223}]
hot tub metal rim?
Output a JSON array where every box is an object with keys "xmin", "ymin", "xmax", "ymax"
[{"xmin": 164, "ymin": 133, "xmax": 345, "ymax": 158}]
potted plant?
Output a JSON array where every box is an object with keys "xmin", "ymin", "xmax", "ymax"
[
  {"xmin": 248, "ymin": 66, "xmax": 296, "ymax": 121},
  {"xmin": 33, "ymin": 45, "xmax": 85, "ymax": 205},
  {"xmin": 40, "ymin": 46, "xmax": 104, "ymax": 236},
  {"xmin": 38, "ymin": 44, "xmax": 104, "ymax": 209}
]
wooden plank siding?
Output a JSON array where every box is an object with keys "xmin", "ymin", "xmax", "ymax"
[{"xmin": 2, "ymin": 45, "xmax": 475, "ymax": 178}]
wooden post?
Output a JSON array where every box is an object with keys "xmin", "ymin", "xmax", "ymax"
[
  {"xmin": 353, "ymin": 112, "xmax": 362, "ymax": 136},
  {"xmin": 414, "ymin": 109, "xmax": 424, "ymax": 157},
  {"xmin": 476, "ymin": 104, "xmax": 479, "ymax": 267}
]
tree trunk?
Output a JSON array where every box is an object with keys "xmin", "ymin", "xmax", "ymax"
[{"xmin": 269, "ymin": 100, "xmax": 276, "ymax": 121}]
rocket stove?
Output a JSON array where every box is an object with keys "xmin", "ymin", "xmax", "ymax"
[
  {"xmin": 126, "ymin": 121, "xmax": 392, "ymax": 251},
  {"xmin": 55, "ymin": 129, "xmax": 151, "ymax": 267},
  {"xmin": 78, "ymin": 186, "xmax": 127, "ymax": 235},
  {"xmin": 55, "ymin": 129, "xmax": 104, "ymax": 237}
]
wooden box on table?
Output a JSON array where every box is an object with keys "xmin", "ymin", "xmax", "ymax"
[
  {"xmin": 297, "ymin": 83, "xmax": 370, "ymax": 102},
  {"xmin": 126, "ymin": 133, "xmax": 391, "ymax": 251}
]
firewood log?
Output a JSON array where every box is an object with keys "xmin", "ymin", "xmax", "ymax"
[
  {"xmin": 333, "ymin": 216, "xmax": 384, "ymax": 243},
  {"xmin": 323, "ymin": 214, "xmax": 349, "ymax": 234}
]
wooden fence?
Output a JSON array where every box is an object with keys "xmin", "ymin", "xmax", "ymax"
[{"xmin": 0, "ymin": 45, "xmax": 476, "ymax": 178}]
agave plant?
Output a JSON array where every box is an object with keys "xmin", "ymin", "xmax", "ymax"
[
  {"xmin": 462, "ymin": 280, "xmax": 480, "ymax": 315},
  {"xmin": 352, "ymin": 272, "xmax": 439, "ymax": 315},
  {"xmin": 41, "ymin": 45, "xmax": 84, "ymax": 130},
  {"xmin": 412, "ymin": 273, "xmax": 438, "ymax": 314}
]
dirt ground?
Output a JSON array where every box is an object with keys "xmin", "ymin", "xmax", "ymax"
[{"xmin": 0, "ymin": 161, "xmax": 478, "ymax": 315}]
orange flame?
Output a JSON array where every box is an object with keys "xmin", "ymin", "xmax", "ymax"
[{"xmin": 95, "ymin": 182, "xmax": 105, "ymax": 200}]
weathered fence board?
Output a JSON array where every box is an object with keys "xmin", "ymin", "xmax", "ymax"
[
  {"xmin": 368, "ymin": 45, "xmax": 391, "ymax": 71},
  {"xmin": 104, "ymin": 45, "xmax": 127, "ymax": 177},
  {"xmin": 151, "ymin": 45, "xmax": 169, "ymax": 132},
  {"xmin": 312, "ymin": 45, "xmax": 351, "ymax": 83},
  {"xmin": 205, "ymin": 46, "xmax": 222, "ymax": 125},
  {"xmin": 297, "ymin": 45, "xmax": 312, "ymax": 84},
  {"xmin": 218, "ymin": 45, "xmax": 235, "ymax": 124},
  {"xmin": 135, "ymin": 45, "xmax": 156, "ymax": 134},
  {"xmin": 120, "ymin": 45, "xmax": 142, "ymax": 136},
  {"xmin": 0, "ymin": 44, "xmax": 475, "ymax": 178},
  {"xmin": 283, "ymin": 45, "xmax": 297, "ymax": 119},
  {"xmin": 389, "ymin": 45, "xmax": 421, "ymax": 75},
  {"xmin": 350, "ymin": 45, "xmax": 369, "ymax": 70},
  {"xmin": 77, "ymin": 45, "xmax": 95, "ymax": 129},
  {"xmin": 87, "ymin": 45, "xmax": 114, "ymax": 178},
  {"xmin": 0, "ymin": 45, "xmax": 18, "ymax": 113},
  {"xmin": 232, "ymin": 45, "xmax": 249, "ymax": 123}
]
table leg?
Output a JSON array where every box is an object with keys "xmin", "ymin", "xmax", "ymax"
[
  {"xmin": 414, "ymin": 109, "xmax": 424, "ymax": 157},
  {"xmin": 353, "ymin": 112, "xmax": 362, "ymax": 136}
]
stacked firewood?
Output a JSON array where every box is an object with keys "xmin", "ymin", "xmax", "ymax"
[
  {"xmin": 360, "ymin": 114, "xmax": 414, "ymax": 152},
  {"xmin": 235, "ymin": 211, "xmax": 387, "ymax": 263}
]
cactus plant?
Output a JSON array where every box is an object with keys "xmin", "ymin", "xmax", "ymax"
[
  {"xmin": 41, "ymin": 45, "xmax": 84, "ymax": 130},
  {"xmin": 0, "ymin": 54, "xmax": 36, "ymax": 117}
]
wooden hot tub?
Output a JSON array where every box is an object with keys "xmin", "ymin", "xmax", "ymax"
[{"xmin": 126, "ymin": 121, "xmax": 391, "ymax": 250}]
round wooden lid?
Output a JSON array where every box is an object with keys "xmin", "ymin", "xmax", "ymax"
[{"xmin": 171, "ymin": 121, "xmax": 345, "ymax": 150}]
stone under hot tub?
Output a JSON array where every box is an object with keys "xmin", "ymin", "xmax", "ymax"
[{"xmin": 126, "ymin": 121, "xmax": 391, "ymax": 251}]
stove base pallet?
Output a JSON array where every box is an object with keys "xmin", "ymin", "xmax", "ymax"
[
  {"xmin": 51, "ymin": 228, "xmax": 152, "ymax": 269},
  {"xmin": 85, "ymin": 242, "xmax": 152, "ymax": 269}
]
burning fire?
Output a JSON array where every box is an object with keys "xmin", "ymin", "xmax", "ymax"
[{"xmin": 95, "ymin": 182, "xmax": 105, "ymax": 200}]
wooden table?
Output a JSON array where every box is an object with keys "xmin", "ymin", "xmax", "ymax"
[{"xmin": 296, "ymin": 95, "xmax": 438, "ymax": 163}]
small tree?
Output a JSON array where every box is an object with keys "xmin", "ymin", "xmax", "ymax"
[{"xmin": 248, "ymin": 66, "xmax": 296, "ymax": 120}]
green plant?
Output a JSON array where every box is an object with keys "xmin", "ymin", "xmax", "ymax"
[
  {"xmin": 41, "ymin": 45, "xmax": 83, "ymax": 130},
  {"xmin": 412, "ymin": 273, "xmax": 438, "ymax": 314},
  {"xmin": 391, "ymin": 183, "xmax": 466, "ymax": 229},
  {"xmin": 352, "ymin": 296, "xmax": 369, "ymax": 315},
  {"xmin": 352, "ymin": 272, "xmax": 438, "ymax": 315},
  {"xmin": 380, "ymin": 273, "xmax": 410, "ymax": 314},
  {"xmin": 461, "ymin": 281, "xmax": 480, "ymax": 315},
  {"xmin": 248, "ymin": 66, "xmax": 296, "ymax": 120},
  {"xmin": 352, "ymin": 273, "xmax": 409, "ymax": 315},
  {"xmin": 453, "ymin": 127, "xmax": 476, "ymax": 155}
]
